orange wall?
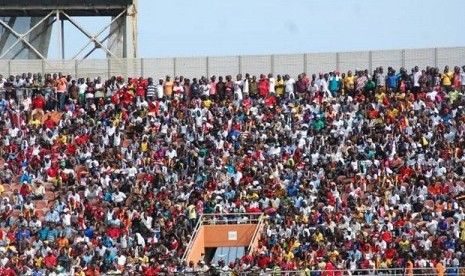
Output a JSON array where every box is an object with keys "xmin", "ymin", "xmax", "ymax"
[
  {"xmin": 185, "ymin": 224, "xmax": 258, "ymax": 264},
  {"xmin": 203, "ymin": 224, "xmax": 256, "ymax": 247},
  {"xmin": 186, "ymin": 226, "xmax": 205, "ymax": 264}
]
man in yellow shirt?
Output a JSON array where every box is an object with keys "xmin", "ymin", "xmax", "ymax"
[
  {"xmin": 344, "ymin": 70, "xmax": 355, "ymax": 95},
  {"xmin": 163, "ymin": 76, "xmax": 174, "ymax": 99},
  {"xmin": 442, "ymin": 66, "xmax": 453, "ymax": 92},
  {"xmin": 399, "ymin": 236, "xmax": 410, "ymax": 252},
  {"xmin": 283, "ymin": 249, "xmax": 294, "ymax": 261},
  {"xmin": 140, "ymin": 137, "xmax": 148, "ymax": 153},
  {"xmin": 275, "ymin": 75, "xmax": 284, "ymax": 97},
  {"xmin": 312, "ymin": 230, "xmax": 324, "ymax": 244},
  {"xmin": 28, "ymin": 117, "xmax": 42, "ymax": 128},
  {"xmin": 203, "ymin": 97, "xmax": 212, "ymax": 108},
  {"xmin": 374, "ymin": 90, "xmax": 385, "ymax": 104}
]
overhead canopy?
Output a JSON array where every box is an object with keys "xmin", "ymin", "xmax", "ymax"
[{"xmin": 0, "ymin": 0, "xmax": 133, "ymax": 17}]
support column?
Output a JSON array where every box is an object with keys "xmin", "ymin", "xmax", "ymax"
[
  {"xmin": 60, "ymin": 17, "xmax": 65, "ymax": 59},
  {"xmin": 56, "ymin": 10, "xmax": 62, "ymax": 59}
]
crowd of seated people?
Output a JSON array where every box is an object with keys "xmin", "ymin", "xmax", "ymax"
[{"xmin": 0, "ymin": 65, "xmax": 464, "ymax": 275}]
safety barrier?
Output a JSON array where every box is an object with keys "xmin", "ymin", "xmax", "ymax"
[{"xmin": 0, "ymin": 46, "xmax": 463, "ymax": 80}]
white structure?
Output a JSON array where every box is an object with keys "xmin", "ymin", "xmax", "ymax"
[{"xmin": 0, "ymin": 0, "xmax": 138, "ymax": 60}]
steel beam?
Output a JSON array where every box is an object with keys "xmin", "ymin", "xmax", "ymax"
[
  {"xmin": 71, "ymin": 9, "xmax": 126, "ymax": 60},
  {"xmin": 60, "ymin": 11, "xmax": 119, "ymax": 59},
  {"xmin": 0, "ymin": 11, "xmax": 54, "ymax": 59}
]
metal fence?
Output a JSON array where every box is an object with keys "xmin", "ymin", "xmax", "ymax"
[
  {"xmin": 93, "ymin": 267, "xmax": 465, "ymax": 275},
  {"xmin": 0, "ymin": 46, "xmax": 464, "ymax": 79}
]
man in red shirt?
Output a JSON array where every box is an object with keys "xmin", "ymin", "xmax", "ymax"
[
  {"xmin": 324, "ymin": 259, "xmax": 335, "ymax": 276},
  {"xmin": 44, "ymin": 251, "xmax": 57, "ymax": 269},
  {"xmin": 31, "ymin": 92, "xmax": 46, "ymax": 121},
  {"xmin": 43, "ymin": 115, "xmax": 56, "ymax": 129},
  {"xmin": 257, "ymin": 251, "xmax": 270, "ymax": 269},
  {"xmin": 107, "ymin": 225, "xmax": 122, "ymax": 239},
  {"xmin": 0, "ymin": 265, "xmax": 15, "ymax": 276},
  {"xmin": 258, "ymin": 74, "xmax": 270, "ymax": 98}
]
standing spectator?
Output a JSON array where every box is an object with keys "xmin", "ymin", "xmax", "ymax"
[
  {"xmin": 55, "ymin": 73, "xmax": 68, "ymax": 111},
  {"xmin": 163, "ymin": 75, "xmax": 174, "ymax": 99},
  {"xmin": 284, "ymin": 74, "xmax": 295, "ymax": 99},
  {"xmin": 258, "ymin": 74, "xmax": 269, "ymax": 98},
  {"xmin": 146, "ymin": 77, "xmax": 156, "ymax": 100}
]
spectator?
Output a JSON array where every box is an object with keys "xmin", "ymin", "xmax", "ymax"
[{"xmin": 0, "ymin": 64, "xmax": 463, "ymax": 275}]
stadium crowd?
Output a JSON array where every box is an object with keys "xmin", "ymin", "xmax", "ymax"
[{"xmin": 0, "ymin": 64, "xmax": 464, "ymax": 275}]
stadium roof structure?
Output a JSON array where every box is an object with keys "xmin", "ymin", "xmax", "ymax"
[{"xmin": 0, "ymin": 0, "xmax": 137, "ymax": 60}]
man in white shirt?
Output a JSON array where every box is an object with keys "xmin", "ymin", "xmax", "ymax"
[
  {"xmin": 412, "ymin": 66, "xmax": 422, "ymax": 94},
  {"xmin": 234, "ymin": 74, "xmax": 243, "ymax": 102},
  {"xmin": 242, "ymin": 73, "xmax": 250, "ymax": 95},
  {"xmin": 0, "ymin": 75, "xmax": 6, "ymax": 89},
  {"xmin": 112, "ymin": 189, "xmax": 127, "ymax": 206},
  {"xmin": 62, "ymin": 208, "xmax": 72, "ymax": 227},
  {"xmin": 155, "ymin": 79, "xmax": 164, "ymax": 100},
  {"xmin": 268, "ymin": 73, "xmax": 275, "ymax": 94},
  {"xmin": 284, "ymin": 74, "xmax": 295, "ymax": 98}
]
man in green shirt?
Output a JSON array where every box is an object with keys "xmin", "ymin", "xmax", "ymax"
[
  {"xmin": 313, "ymin": 117, "xmax": 325, "ymax": 132},
  {"xmin": 449, "ymin": 86, "xmax": 460, "ymax": 104}
]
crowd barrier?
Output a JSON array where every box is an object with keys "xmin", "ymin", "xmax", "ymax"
[
  {"xmin": 91, "ymin": 267, "xmax": 465, "ymax": 275},
  {"xmin": 0, "ymin": 46, "xmax": 463, "ymax": 80}
]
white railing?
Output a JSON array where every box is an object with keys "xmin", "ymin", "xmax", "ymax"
[
  {"xmin": 170, "ymin": 267, "xmax": 462, "ymax": 275},
  {"xmin": 181, "ymin": 213, "xmax": 264, "ymax": 262},
  {"xmin": 181, "ymin": 213, "xmax": 204, "ymax": 262},
  {"xmin": 1, "ymin": 46, "xmax": 464, "ymax": 80},
  {"xmin": 247, "ymin": 213, "xmax": 265, "ymax": 254}
]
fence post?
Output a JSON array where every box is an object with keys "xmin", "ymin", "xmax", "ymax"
[
  {"xmin": 41, "ymin": 60, "xmax": 45, "ymax": 76},
  {"xmin": 141, "ymin": 58, "xmax": 144, "ymax": 78},
  {"xmin": 336, "ymin": 52, "xmax": 340, "ymax": 71},
  {"xmin": 303, "ymin": 54, "xmax": 308, "ymax": 74},
  {"xmin": 368, "ymin": 51, "xmax": 373, "ymax": 73},
  {"xmin": 238, "ymin": 56, "xmax": 242, "ymax": 74},
  {"xmin": 107, "ymin": 59, "xmax": 111, "ymax": 80},
  {"xmin": 434, "ymin": 48, "xmax": 438, "ymax": 68},
  {"xmin": 270, "ymin": 55, "xmax": 274, "ymax": 75},
  {"xmin": 173, "ymin": 57, "xmax": 177, "ymax": 77},
  {"xmin": 75, "ymin": 60, "xmax": 78, "ymax": 79},
  {"xmin": 401, "ymin": 49, "xmax": 406, "ymax": 68},
  {"xmin": 206, "ymin": 56, "xmax": 209, "ymax": 79},
  {"xmin": 7, "ymin": 60, "xmax": 11, "ymax": 77}
]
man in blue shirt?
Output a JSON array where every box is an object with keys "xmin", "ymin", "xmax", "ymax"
[
  {"xmin": 0, "ymin": 94, "xmax": 6, "ymax": 113},
  {"xmin": 45, "ymin": 207, "xmax": 60, "ymax": 224},
  {"xmin": 328, "ymin": 72, "xmax": 341, "ymax": 97},
  {"xmin": 15, "ymin": 226, "xmax": 31, "ymax": 241},
  {"xmin": 38, "ymin": 225, "xmax": 49, "ymax": 241},
  {"xmin": 386, "ymin": 69, "xmax": 399, "ymax": 91},
  {"xmin": 46, "ymin": 225, "xmax": 59, "ymax": 243},
  {"xmin": 84, "ymin": 226, "xmax": 95, "ymax": 239}
]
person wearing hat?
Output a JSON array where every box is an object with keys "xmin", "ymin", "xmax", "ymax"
[{"xmin": 30, "ymin": 181, "xmax": 45, "ymax": 200}]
